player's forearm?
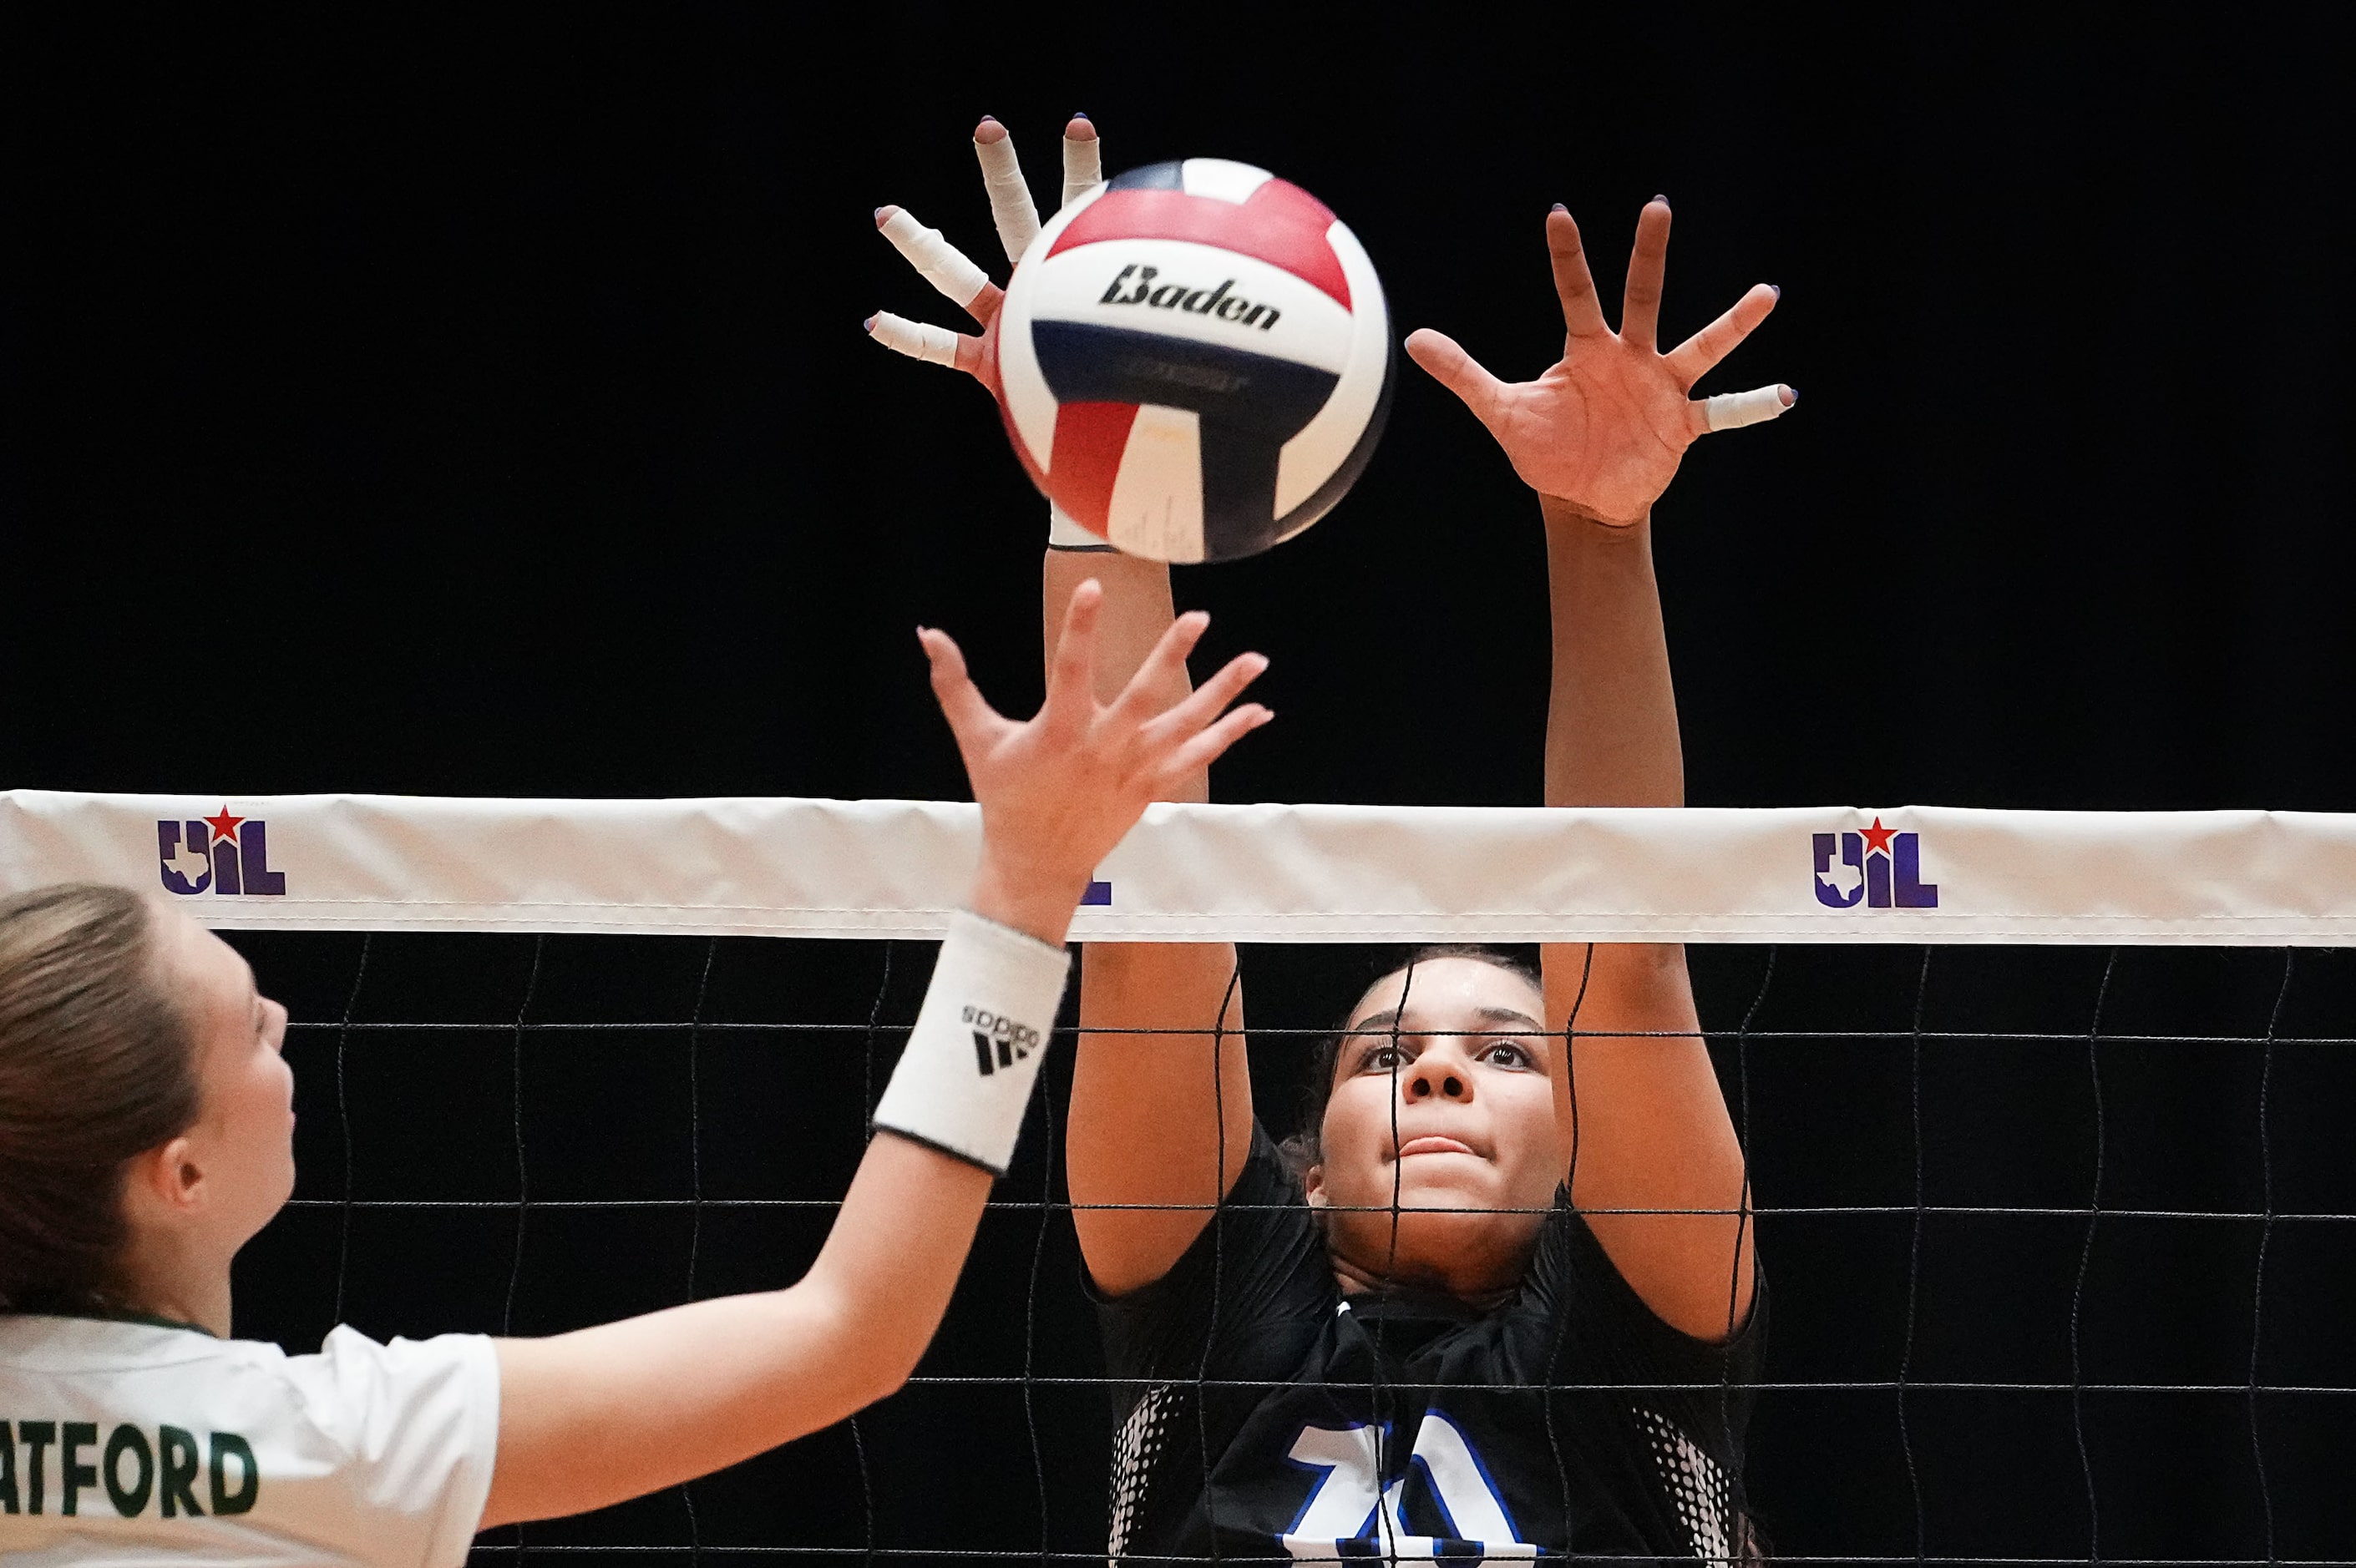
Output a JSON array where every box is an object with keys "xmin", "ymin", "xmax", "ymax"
[
  {"xmin": 1042, "ymin": 549, "xmax": 1205, "ymax": 802},
  {"xmin": 484, "ymin": 1137, "xmax": 991, "ymax": 1526},
  {"xmin": 1540, "ymin": 498, "xmax": 1684, "ymax": 811}
]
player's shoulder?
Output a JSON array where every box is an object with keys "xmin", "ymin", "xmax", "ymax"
[{"xmin": 0, "ymin": 1311, "xmax": 274, "ymax": 1375}]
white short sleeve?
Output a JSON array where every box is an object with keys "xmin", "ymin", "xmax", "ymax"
[
  {"xmin": 0, "ymin": 1315, "xmax": 502, "ymax": 1567},
  {"xmin": 286, "ymin": 1327, "xmax": 504, "ymax": 1565}
]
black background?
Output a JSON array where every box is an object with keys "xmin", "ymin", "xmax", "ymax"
[{"xmin": 7, "ymin": 9, "xmax": 2354, "ymax": 1565}]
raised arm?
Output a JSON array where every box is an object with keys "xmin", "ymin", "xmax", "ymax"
[
  {"xmin": 1046, "ymin": 550, "xmax": 1255, "ymax": 1297},
  {"xmin": 861, "ymin": 113, "xmax": 1255, "ymax": 1299},
  {"xmin": 1408, "ymin": 197, "xmax": 1789, "ymax": 1340},
  {"xmin": 479, "ymin": 585, "xmax": 1269, "ymax": 1527}
]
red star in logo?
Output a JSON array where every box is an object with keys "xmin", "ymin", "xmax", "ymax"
[
  {"xmin": 1859, "ymin": 816, "xmax": 1897, "ymax": 857},
  {"xmin": 201, "ymin": 806, "xmax": 245, "ymax": 846}
]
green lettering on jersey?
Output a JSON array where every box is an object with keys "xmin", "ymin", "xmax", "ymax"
[
  {"xmin": 210, "ymin": 1431, "xmax": 258, "ymax": 1515},
  {"xmin": 105, "ymin": 1424, "xmax": 155, "ymax": 1516},
  {"xmin": 0, "ymin": 1419, "xmax": 17, "ymax": 1513},
  {"xmin": 60, "ymin": 1421, "xmax": 97, "ymax": 1515},
  {"xmin": 159, "ymin": 1424, "xmax": 202, "ymax": 1517},
  {"xmin": 18, "ymin": 1420, "xmax": 53, "ymax": 1514}
]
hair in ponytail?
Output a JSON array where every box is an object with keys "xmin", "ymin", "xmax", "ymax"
[{"xmin": 0, "ymin": 885, "xmax": 200, "ymax": 1313}]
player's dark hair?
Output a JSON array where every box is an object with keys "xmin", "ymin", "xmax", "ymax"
[
  {"xmin": 1278, "ymin": 944, "xmax": 1543, "ymax": 1183},
  {"xmin": 0, "ymin": 884, "xmax": 201, "ymax": 1314}
]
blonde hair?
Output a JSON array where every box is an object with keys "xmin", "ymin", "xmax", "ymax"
[{"xmin": 0, "ymin": 884, "xmax": 200, "ymax": 1313}]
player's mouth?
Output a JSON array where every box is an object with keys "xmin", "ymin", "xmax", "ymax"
[{"xmin": 1396, "ymin": 1135, "xmax": 1480, "ymax": 1159}]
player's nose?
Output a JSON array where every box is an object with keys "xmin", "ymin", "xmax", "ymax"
[{"xmin": 1402, "ymin": 1044, "xmax": 1472, "ymax": 1103}]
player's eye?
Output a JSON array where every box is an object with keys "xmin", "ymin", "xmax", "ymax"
[
  {"xmin": 1357, "ymin": 1043, "xmax": 1409, "ymax": 1073},
  {"xmin": 1481, "ymin": 1041, "xmax": 1535, "ymax": 1070}
]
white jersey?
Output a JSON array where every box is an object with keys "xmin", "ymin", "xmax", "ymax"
[{"xmin": 0, "ymin": 1313, "xmax": 499, "ymax": 1565}]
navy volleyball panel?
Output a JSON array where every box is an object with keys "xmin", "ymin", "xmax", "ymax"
[
  {"xmin": 1033, "ymin": 321, "xmax": 1341, "ymax": 557},
  {"xmin": 1107, "ymin": 161, "xmax": 1187, "ymax": 190}
]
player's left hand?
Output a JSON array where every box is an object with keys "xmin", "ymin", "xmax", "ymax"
[
  {"xmin": 919, "ymin": 581, "xmax": 1270, "ymax": 940},
  {"xmin": 864, "ymin": 114, "xmax": 1105, "ymax": 387},
  {"xmin": 1406, "ymin": 199, "xmax": 1791, "ymax": 528}
]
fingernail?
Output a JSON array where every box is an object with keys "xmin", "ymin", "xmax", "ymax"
[
  {"xmin": 1651, "ymin": 193, "xmax": 1669, "ymax": 205},
  {"xmin": 863, "ymin": 315, "xmax": 876, "ymax": 332},
  {"xmin": 1781, "ymin": 386, "xmax": 1798, "ymax": 406},
  {"xmin": 1072, "ymin": 110, "xmax": 1090, "ymax": 119},
  {"xmin": 979, "ymin": 114, "xmax": 1001, "ymax": 126},
  {"xmin": 1769, "ymin": 284, "xmax": 1782, "ymax": 300},
  {"xmin": 874, "ymin": 206, "xmax": 889, "ymax": 225},
  {"xmin": 1549, "ymin": 202, "xmax": 1568, "ymax": 215}
]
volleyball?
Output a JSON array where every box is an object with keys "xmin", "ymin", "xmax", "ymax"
[{"xmin": 991, "ymin": 159, "xmax": 1393, "ymax": 564}]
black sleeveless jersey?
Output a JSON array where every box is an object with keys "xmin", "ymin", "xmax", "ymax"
[{"xmin": 1093, "ymin": 1127, "xmax": 1762, "ymax": 1565}]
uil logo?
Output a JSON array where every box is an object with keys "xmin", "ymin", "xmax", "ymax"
[
  {"xmin": 1813, "ymin": 816, "xmax": 1938, "ymax": 909},
  {"xmin": 158, "ymin": 806, "xmax": 286, "ymax": 897}
]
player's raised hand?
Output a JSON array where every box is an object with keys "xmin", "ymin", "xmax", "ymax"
[
  {"xmin": 918, "ymin": 581, "xmax": 1270, "ymax": 939},
  {"xmin": 864, "ymin": 114, "xmax": 1105, "ymax": 386},
  {"xmin": 1405, "ymin": 199, "xmax": 1792, "ymax": 527}
]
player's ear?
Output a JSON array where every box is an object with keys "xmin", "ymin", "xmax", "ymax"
[
  {"xmin": 1304, "ymin": 1166, "xmax": 1329, "ymax": 1206},
  {"xmin": 124, "ymin": 1134, "xmax": 205, "ymax": 1220}
]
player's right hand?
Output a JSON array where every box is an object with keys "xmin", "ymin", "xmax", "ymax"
[
  {"xmin": 864, "ymin": 114, "xmax": 1105, "ymax": 387},
  {"xmin": 918, "ymin": 583, "xmax": 1269, "ymax": 944}
]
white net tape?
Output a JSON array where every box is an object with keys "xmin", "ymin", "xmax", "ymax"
[{"xmin": 6, "ymin": 790, "xmax": 2356, "ymax": 944}]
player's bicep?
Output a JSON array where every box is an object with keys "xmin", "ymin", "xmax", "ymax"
[{"xmin": 1066, "ymin": 940, "xmax": 1254, "ymax": 1296}]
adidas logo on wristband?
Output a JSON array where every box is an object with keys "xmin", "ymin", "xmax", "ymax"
[{"xmin": 964, "ymin": 1005, "xmax": 1043, "ymax": 1077}]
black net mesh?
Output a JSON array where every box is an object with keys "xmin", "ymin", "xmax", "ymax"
[{"xmin": 224, "ymin": 930, "xmax": 2356, "ymax": 1567}]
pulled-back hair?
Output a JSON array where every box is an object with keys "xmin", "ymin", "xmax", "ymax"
[
  {"xmin": 1278, "ymin": 944, "xmax": 1543, "ymax": 1183},
  {"xmin": 0, "ymin": 884, "xmax": 200, "ymax": 1313}
]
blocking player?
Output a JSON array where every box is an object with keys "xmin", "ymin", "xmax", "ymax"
[
  {"xmin": 867, "ymin": 114, "xmax": 1789, "ymax": 1563},
  {"xmin": 0, "ymin": 587, "xmax": 1269, "ymax": 1560}
]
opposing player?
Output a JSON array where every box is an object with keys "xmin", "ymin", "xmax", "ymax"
[
  {"xmin": 0, "ymin": 588, "xmax": 1269, "ymax": 1560},
  {"xmin": 868, "ymin": 118, "xmax": 1788, "ymax": 1563}
]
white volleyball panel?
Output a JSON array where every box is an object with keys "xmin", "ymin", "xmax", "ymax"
[
  {"xmin": 1274, "ymin": 220, "xmax": 1391, "ymax": 516},
  {"xmin": 1027, "ymin": 239, "xmax": 1356, "ymax": 373},
  {"xmin": 1105, "ymin": 404, "xmax": 1207, "ymax": 564},
  {"xmin": 1178, "ymin": 158, "xmax": 1276, "ymax": 204}
]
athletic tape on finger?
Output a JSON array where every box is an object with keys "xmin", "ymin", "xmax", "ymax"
[
  {"xmin": 868, "ymin": 311, "xmax": 964, "ymax": 368},
  {"xmin": 879, "ymin": 207, "xmax": 991, "ymax": 309},
  {"xmin": 1061, "ymin": 130, "xmax": 1103, "ymax": 209},
  {"xmin": 1702, "ymin": 385, "xmax": 1794, "ymax": 432},
  {"xmin": 975, "ymin": 134, "xmax": 1040, "ymax": 266}
]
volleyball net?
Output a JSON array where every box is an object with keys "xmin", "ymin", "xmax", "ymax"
[{"xmin": 4, "ymin": 791, "xmax": 2353, "ymax": 1566}]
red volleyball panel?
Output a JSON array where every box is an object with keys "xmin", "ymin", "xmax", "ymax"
[
  {"xmin": 1047, "ymin": 401, "xmax": 1141, "ymax": 537},
  {"xmin": 1046, "ymin": 186, "xmax": 1350, "ymax": 310}
]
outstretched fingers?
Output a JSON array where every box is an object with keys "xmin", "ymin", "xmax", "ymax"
[
  {"xmin": 1106, "ymin": 609, "xmax": 1211, "ymax": 726},
  {"xmin": 1138, "ymin": 647, "xmax": 1269, "ymax": 750},
  {"xmin": 918, "ymin": 625, "xmax": 1004, "ymax": 755},
  {"xmin": 1061, "ymin": 114, "xmax": 1102, "ymax": 209},
  {"xmin": 1154, "ymin": 700, "xmax": 1274, "ymax": 787},
  {"xmin": 874, "ymin": 205, "xmax": 1003, "ymax": 325},
  {"xmin": 1545, "ymin": 206, "xmax": 1610, "ymax": 339},
  {"xmin": 1688, "ymin": 384, "xmax": 1796, "ymax": 438},
  {"xmin": 1404, "ymin": 329, "xmax": 1508, "ymax": 431},
  {"xmin": 865, "ymin": 311, "xmax": 986, "ymax": 377},
  {"xmin": 972, "ymin": 118, "xmax": 1041, "ymax": 266},
  {"xmin": 1664, "ymin": 283, "xmax": 1780, "ymax": 390},
  {"xmin": 1621, "ymin": 196, "xmax": 1672, "ymax": 351},
  {"xmin": 1041, "ymin": 579, "xmax": 1107, "ymax": 735}
]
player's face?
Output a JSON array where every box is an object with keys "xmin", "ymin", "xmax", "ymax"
[
  {"xmin": 1309, "ymin": 958, "xmax": 1563, "ymax": 1298},
  {"xmin": 155, "ymin": 904, "xmax": 297, "ymax": 1249}
]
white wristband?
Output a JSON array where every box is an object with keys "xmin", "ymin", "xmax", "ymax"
[
  {"xmin": 871, "ymin": 910, "xmax": 1072, "ymax": 1176},
  {"xmin": 1047, "ymin": 503, "xmax": 1116, "ymax": 551}
]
